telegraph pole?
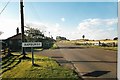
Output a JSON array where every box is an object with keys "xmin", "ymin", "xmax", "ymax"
[{"xmin": 20, "ymin": 0, "xmax": 26, "ymax": 57}]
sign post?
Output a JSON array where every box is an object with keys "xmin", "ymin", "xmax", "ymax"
[
  {"xmin": 22, "ymin": 42, "xmax": 42, "ymax": 65},
  {"xmin": 31, "ymin": 47, "xmax": 34, "ymax": 65}
]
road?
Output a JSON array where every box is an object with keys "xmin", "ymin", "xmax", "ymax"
[{"xmin": 38, "ymin": 43, "xmax": 117, "ymax": 80}]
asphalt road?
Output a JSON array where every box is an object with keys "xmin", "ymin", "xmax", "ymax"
[{"xmin": 38, "ymin": 43, "xmax": 117, "ymax": 80}]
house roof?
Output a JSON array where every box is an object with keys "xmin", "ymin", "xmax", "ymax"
[{"xmin": 6, "ymin": 33, "xmax": 22, "ymax": 40}]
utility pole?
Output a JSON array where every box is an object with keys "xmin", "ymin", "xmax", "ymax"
[{"xmin": 20, "ymin": 0, "xmax": 26, "ymax": 57}]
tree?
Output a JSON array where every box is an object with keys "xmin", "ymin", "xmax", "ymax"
[
  {"xmin": 113, "ymin": 37, "xmax": 118, "ymax": 40},
  {"xmin": 82, "ymin": 35, "xmax": 85, "ymax": 40},
  {"xmin": 56, "ymin": 36, "xmax": 67, "ymax": 41},
  {"xmin": 25, "ymin": 25, "xmax": 55, "ymax": 49},
  {"xmin": 25, "ymin": 26, "xmax": 45, "ymax": 42}
]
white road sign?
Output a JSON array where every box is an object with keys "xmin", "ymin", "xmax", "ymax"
[{"xmin": 22, "ymin": 42, "xmax": 42, "ymax": 47}]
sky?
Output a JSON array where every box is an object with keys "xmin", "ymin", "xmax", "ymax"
[{"xmin": 0, "ymin": 1, "xmax": 118, "ymax": 40}]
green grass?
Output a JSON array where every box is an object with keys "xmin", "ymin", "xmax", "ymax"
[
  {"xmin": 2, "ymin": 53, "xmax": 79, "ymax": 79},
  {"xmin": 34, "ymin": 48, "xmax": 43, "ymax": 51},
  {"xmin": 51, "ymin": 43, "xmax": 59, "ymax": 49}
]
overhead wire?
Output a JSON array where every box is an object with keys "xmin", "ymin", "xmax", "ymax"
[
  {"xmin": 24, "ymin": 3, "xmax": 43, "ymax": 28},
  {"xmin": 0, "ymin": 0, "xmax": 11, "ymax": 15},
  {"xmin": 31, "ymin": 3, "xmax": 41, "ymax": 20},
  {"xmin": 29, "ymin": 3, "xmax": 51, "ymax": 36}
]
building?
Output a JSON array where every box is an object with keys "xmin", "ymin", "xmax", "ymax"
[{"xmin": 4, "ymin": 28, "xmax": 22, "ymax": 51}]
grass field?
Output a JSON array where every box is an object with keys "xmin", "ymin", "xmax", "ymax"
[
  {"xmin": 2, "ymin": 53, "xmax": 79, "ymax": 79},
  {"xmin": 58, "ymin": 40, "xmax": 118, "ymax": 51},
  {"xmin": 92, "ymin": 46, "xmax": 118, "ymax": 51}
]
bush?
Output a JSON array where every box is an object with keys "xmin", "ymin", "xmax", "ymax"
[{"xmin": 51, "ymin": 44, "xmax": 59, "ymax": 49}]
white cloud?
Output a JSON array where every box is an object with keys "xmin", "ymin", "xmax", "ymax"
[
  {"xmin": 0, "ymin": 18, "xmax": 117, "ymax": 40},
  {"xmin": 28, "ymin": 18, "xmax": 116, "ymax": 40},
  {"xmin": 0, "ymin": 18, "xmax": 64, "ymax": 39},
  {"xmin": 0, "ymin": 18, "xmax": 21, "ymax": 39},
  {"xmin": 55, "ymin": 23, "xmax": 60, "ymax": 27},
  {"xmin": 25, "ymin": 21, "xmax": 63, "ymax": 39},
  {"xmin": 61, "ymin": 17, "xmax": 65, "ymax": 22},
  {"xmin": 77, "ymin": 18, "xmax": 117, "ymax": 40}
]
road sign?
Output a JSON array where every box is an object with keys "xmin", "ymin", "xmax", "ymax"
[
  {"xmin": 22, "ymin": 42, "xmax": 42, "ymax": 47},
  {"xmin": 22, "ymin": 42, "xmax": 42, "ymax": 66}
]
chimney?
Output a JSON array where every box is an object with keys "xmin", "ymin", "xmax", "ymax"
[{"xmin": 16, "ymin": 27, "xmax": 19, "ymax": 34}]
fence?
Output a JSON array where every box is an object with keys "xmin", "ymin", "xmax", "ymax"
[{"xmin": 1, "ymin": 48, "xmax": 11, "ymax": 58}]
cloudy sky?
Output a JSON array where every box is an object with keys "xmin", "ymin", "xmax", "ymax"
[{"xmin": 0, "ymin": 1, "xmax": 118, "ymax": 40}]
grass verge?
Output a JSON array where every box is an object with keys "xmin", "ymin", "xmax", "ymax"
[{"xmin": 2, "ymin": 53, "xmax": 79, "ymax": 79}]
